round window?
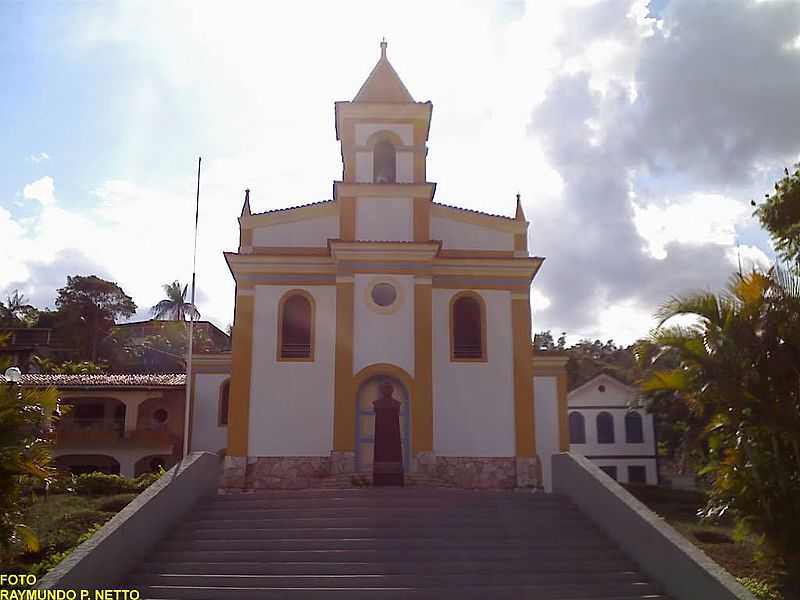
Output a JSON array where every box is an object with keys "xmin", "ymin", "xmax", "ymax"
[
  {"xmin": 153, "ymin": 409, "xmax": 168, "ymax": 424},
  {"xmin": 598, "ymin": 385, "xmax": 606, "ymax": 393},
  {"xmin": 371, "ymin": 283, "xmax": 397, "ymax": 307}
]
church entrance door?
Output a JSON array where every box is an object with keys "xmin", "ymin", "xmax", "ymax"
[{"xmin": 355, "ymin": 375, "xmax": 410, "ymax": 476}]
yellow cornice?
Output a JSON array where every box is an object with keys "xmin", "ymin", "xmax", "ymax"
[
  {"xmin": 225, "ymin": 251, "xmax": 336, "ymax": 279},
  {"xmin": 240, "ymin": 201, "xmax": 337, "ymax": 229},
  {"xmin": 333, "ymin": 181, "xmax": 436, "ymax": 201},
  {"xmin": 433, "ymin": 256, "xmax": 543, "ymax": 280},
  {"xmin": 334, "ymin": 101, "xmax": 433, "ymax": 141},
  {"xmin": 532, "ymin": 351, "xmax": 570, "ymax": 373},
  {"xmin": 431, "ymin": 203, "xmax": 527, "ymax": 234},
  {"xmin": 329, "ymin": 240, "xmax": 440, "ymax": 263}
]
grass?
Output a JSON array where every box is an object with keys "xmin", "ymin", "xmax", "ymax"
[
  {"xmin": 625, "ymin": 484, "xmax": 792, "ymax": 599},
  {"xmin": 3, "ymin": 493, "xmax": 137, "ymax": 575}
]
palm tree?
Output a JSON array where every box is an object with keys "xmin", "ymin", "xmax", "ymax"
[
  {"xmin": 637, "ymin": 268, "xmax": 800, "ymax": 562},
  {"xmin": 151, "ymin": 281, "xmax": 200, "ymax": 321}
]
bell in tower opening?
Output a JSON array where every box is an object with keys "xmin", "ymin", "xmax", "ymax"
[{"xmin": 373, "ymin": 139, "xmax": 396, "ymax": 183}]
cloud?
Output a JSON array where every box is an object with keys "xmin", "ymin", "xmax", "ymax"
[
  {"xmin": 29, "ymin": 152, "xmax": 50, "ymax": 163},
  {"xmin": 23, "ymin": 176, "xmax": 55, "ymax": 206},
  {"xmin": 526, "ymin": 0, "xmax": 797, "ymax": 343},
  {"xmin": 4, "ymin": 0, "xmax": 795, "ymax": 346}
]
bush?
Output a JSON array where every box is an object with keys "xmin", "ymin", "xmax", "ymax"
[
  {"xmin": 95, "ymin": 494, "xmax": 137, "ymax": 513},
  {"xmin": 737, "ymin": 577, "xmax": 783, "ymax": 600},
  {"xmin": 72, "ymin": 470, "xmax": 162, "ymax": 496},
  {"xmin": 73, "ymin": 473, "xmax": 137, "ymax": 496}
]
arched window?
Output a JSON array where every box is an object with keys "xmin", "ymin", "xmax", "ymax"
[
  {"xmin": 218, "ymin": 379, "xmax": 230, "ymax": 426},
  {"xmin": 451, "ymin": 293, "xmax": 486, "ymax": 361},
  {"xmin": 373, "ymin": 140, "xmax": 396, "ymax": 183},
  {"xmin": 597, "ymin": 411, "xmax": 615, "ymax": 444},
  {"xmin": 278, "ymin": 291, "xmax": 314, "ymax": 360},
  {"xmin": 568, "ymin": 412, "xmax": 586, "ymax": 444},
  {"xmin": 625, "ymin": 411, "xmax": 644, "ymax": 443}
]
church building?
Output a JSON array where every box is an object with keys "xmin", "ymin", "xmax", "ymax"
[{"xmin": 188, "ymin": 42, "xmax": 570, "ymax": 491}]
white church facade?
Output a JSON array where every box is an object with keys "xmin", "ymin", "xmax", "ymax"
[{"xmin": 188, "ymin": 42, "xmax": 571, "ymax": 490}]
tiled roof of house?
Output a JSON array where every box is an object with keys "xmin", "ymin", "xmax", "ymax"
[{"xmin": 0, "ymin": 373, "xmax": 186, "ymax": 388}]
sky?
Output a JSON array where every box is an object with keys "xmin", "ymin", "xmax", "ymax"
[{"xmin": 1, "ymin": 0, "xmax": 799, "ymax": 345}]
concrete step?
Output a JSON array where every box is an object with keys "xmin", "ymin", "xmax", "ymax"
[
  {"xmin": 201, "ymin": 496, "xmax": 578, "ymax": 511},
  {"xmin": 134, "ymin": 582, "xmax": 664, "ymax": 599},
  {"xmin": 190, "ymin": 509, "xmax": 591, "ymax": 527},
  {"xmin": 157, "ymin": 538, "xmax": 618, "ymax": 553},
  {"xmin": 174, "ymin": 524, "xmax": 605, "ymax": 541},
  {"xmin": 151, "ymin": 545, "xmax": 626, "ymax": 563},
  {"xmin": 212, "ymin": 489, "xmax": 563, "ymax": 501},
  {"xmin": 136, "ymin": 558, "xmax": 640, "ymax": 576},
  {"xmin": 195, "ymin": 504, "xmax": 587, "ymax": 519},
  {"xmin": 130, "ymin": 572, "xmax": 651, "ymax": 588}
]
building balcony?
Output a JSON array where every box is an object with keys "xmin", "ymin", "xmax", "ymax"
[{"xmin": 53, "ymin": 419, "xmax": 176, "ymax": 450}]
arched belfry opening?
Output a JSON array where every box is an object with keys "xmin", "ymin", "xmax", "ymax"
[{"xmin": 373, "ymin": 140, "xmax": 396, "ymax": 183}]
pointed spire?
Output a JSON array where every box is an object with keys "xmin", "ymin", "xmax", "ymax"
[
  {"xmin": 515, "ymin": 192, "xmax": 526, "ymax": 221},
  {"xmin": 241, "ymin": 188, "xmax": 251, "ymax": 217},
  {"xmin": 353, "ymin": 39, "xmax": 414, "ymax": 103}
]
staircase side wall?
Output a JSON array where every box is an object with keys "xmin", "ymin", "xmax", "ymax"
[
  {"xmin": 37, "ymin": 451, "xmax": 221, "ymax": 591},
  {"xmin": 552, "ymin": 452, "xmax": 754, "ymax": 600}
]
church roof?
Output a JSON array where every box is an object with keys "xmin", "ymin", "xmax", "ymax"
[
  {"xmin": 353, "ymin": 40, "xmax": 415, "ymax": 103},
  {"xmin": 248, "ymin": 199, "xmax": 333, "ymax": 218},
  {"xmin": 1, "ymin": 373, "xmax": 186, "ymax": 389},
  {"xmin": 433, "ymin": 201, "xmax": 516, "ymax": 221}
]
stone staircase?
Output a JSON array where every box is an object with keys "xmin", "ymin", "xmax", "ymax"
[{"xmin": 128, "ymin": 488, "xmax": 669, "ymax": 599}]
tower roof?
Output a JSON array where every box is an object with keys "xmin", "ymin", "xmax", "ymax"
[{"xmin": 353, "ymin": 39, "xmax": 415, "ymax": 103}]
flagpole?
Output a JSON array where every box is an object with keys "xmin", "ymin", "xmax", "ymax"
[{"xmin": 183, "ymin": 156, "xmax": 201, "ymax": 458}]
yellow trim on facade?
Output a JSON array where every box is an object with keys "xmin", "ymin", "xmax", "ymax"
[
  {"xmin": 227, "ymin": 293, "xmax": 255, "ymax": 457},
  {"xmin": 413, "ymin": 197, "xmax": 430, "ymax": 241},
  {"xmin": 512, "ymin": 295, "xmax": 536, "ymax": 457},
  {"xmin": 514, "ymin": 232, "xmax": 527, "ymax": 253},
  {"xmin": 413, "ymin": 280, "xmax": 433, "ymax": 452},
  {"xmin": 276, "ymin": 289, "xmax": 316, "ymax": 362},
  {"xmin": 339, "ymin": 197, "xmax": 356, "ymax": 240},
  {"xmin": 333, "ymin": 279, "xmax": 355, "ymax": 451}
]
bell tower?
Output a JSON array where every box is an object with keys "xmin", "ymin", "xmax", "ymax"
[{"xmin": 334, "ymin": 40, "xmax": 435, "ymax": 241}]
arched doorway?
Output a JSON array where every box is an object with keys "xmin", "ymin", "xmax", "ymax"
[{"xmin": 355, "ymin": 375, "xmax": 410, "ymax": 473}]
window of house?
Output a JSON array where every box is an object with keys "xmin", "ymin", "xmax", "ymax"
[
  {"xmin": 625, "ymin": 411, "xmax": 644, "ymax": 443},
  {"xmin": 600, "ymin": 465, "xmax": 618, "ymax": 481},
  {"xmin": 219, "ymin": 379, "xmax": 230, "ymax": 426},
  {"xmin": 451, "ymin": 293, "xmax": 485, "ymax": 361},
  {"xmin": 597, "ymin": 411, "xmax": 615, "ymax": 444},
  {"xmin": 568, "ymin": 411, "xmax": 586, "ymax": 444},
  {"xmin": 628, "ymin": 465, "xmax": 647, "ymax": 485},
  {"xmin": 373, "ymin": 140, "xmax": 396, "ymax": 183},
  {"xmin": 278, "ymin": 292, "xmax": 314, "ymax": 360}
]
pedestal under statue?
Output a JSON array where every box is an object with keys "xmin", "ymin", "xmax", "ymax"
[{"xmin": 372, "ymin": 381, "xmax": 404, "ymax": 486}]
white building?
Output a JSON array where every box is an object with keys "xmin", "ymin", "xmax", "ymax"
[{"xmin": 567, "ymin": 373, "xmax": 658, "ymax": 485}]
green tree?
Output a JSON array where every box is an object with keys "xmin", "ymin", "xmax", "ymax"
[
  {"xmin": 151, "ymin": 281, "xmax": 200, "ymax": 321},
  {"xmin": 55, "ymin": 276, "xmax": 137, "ymax": 362},
  {"xmin": 638, "ymin": 269, "xmax": 800, "ymax": 574},
  {"xmin": 0, "ymin": 356, "xmax": 60, "ymax": 551},
  {"xmin": 0, "ymin": 290, "xmax": 38, "ymax": 327},
  {"xmin": 755, "ymin": 163, "xmax": 800, "ymax": 265}
]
